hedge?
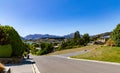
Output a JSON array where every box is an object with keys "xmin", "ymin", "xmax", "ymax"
[
  {"xmin": 0, "ymin": 25, "xmax": 25, "ymax": 56},
  {"xmin": 0, "ymin": 45, "xmax": 12, "ymax": 58}
]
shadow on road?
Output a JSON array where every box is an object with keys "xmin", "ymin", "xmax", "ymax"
[{"xmin": 5, "ymin": 58, "xmax": 35, "ymax": 66}]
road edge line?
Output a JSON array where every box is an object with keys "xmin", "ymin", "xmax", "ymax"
[
  {"xmin": 67, "ymin": 57, "xmax": 120, "ymax": 65},
  {"xmin": 31, "ymin": 60, "xmax": 41, "ymax": 73},
  {"xmin": 33, "ymin": 64, "xmax": 41, "ymax": 73}
]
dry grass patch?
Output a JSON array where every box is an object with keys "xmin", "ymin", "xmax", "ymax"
[{"xmin": 48, "ymin": 45, "xmax": 101, "ymax": 55}]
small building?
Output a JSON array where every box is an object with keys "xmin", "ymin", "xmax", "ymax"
[{"xmin": 94, "ymin": 36, "xmax": 110, "ymax": 45}]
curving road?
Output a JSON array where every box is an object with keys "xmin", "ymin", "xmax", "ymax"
[{"xmin": 33, "ymin": 51, "xmax": 120, "ymax": 73}]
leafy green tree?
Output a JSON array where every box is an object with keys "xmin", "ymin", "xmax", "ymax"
[
  {"xmin": 79, "ymin": 38, "xmax": 84, "ymax": 45},
  {"xmin": 58, "ymin": 39, "xmax": 75, "ymax": 50},
  {"xmin": 32, "ymin": 43, "xmax": 40, "ymax": 47},
  {"xmin": 82, "ymin": 33, "xmax": 90, "ymax": 46},
  {"xmin": 30, "ymin": 44, "xmax": 38, "ymax": 55},
  {"xmin": 59, "ymin": 41, "xmax": 68, "ymax": 50},
  {"xmin": 24, "ymin": 43, "xmax": 30, "ymax": 54},
  {"xmin": 111, "ymin": 24, "xmax": 120, "ymax": 46},
  {"xmin": 37, "ymin": 43, "xmax": 54, "ymax": 55},
  {"xmin": 74, "ymin": 31, "xmax": 81, "ymax": 45},
  {"xmin": 40, "ymin": 43, "xmax": 46, "ymax": 49},
  {"xmin": 59, "ymin": 31, "xmax": 90, "ymax": 50}
]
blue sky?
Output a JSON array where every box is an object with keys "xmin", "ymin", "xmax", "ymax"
[{"xmin": 0, "ymin": 0, "xmax": 120, "ymax": 37}]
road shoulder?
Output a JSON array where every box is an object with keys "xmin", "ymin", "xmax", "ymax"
[{"xmin": 68, "ymin": 57, "xmax": 120, "ymax": 66}]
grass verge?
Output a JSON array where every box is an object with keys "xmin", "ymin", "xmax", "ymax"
[
  {"xmin": 47, "ymin": 45, "xmax": 101, "ymax": 55},
  {"xmin": 71, "ymin": 46, "xmax": 120, "ymax": 63}
]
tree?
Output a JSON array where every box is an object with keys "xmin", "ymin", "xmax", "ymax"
[
  {"xmin": 58, "ymin": 39, "xmax": 75, "ymax": 50},
  {"xmin": 37, "ymin": 43, "xmax": 54, "ymax": 55},
  {"xmin": 30, "ymin": 44, "xmax": 37, "ymax": 55},
  {"xmin": 111, "ymin": 24, "xmax": 120, "ymax": 46},
  {"xmin": 74, "ymin": 31, "xmax": 80, "ymax": 45},
  {"xmin": 82, "ymin": 33, "xmax": 90, "ymax": 46},
  {"xmin": 24, "ymin": 43, "xmax": 30, "ymax": 54}
]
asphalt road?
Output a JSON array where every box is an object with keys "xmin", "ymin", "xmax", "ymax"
[{"xmin": 34, "ymin": 53, "xmax": 120, "ymax": 73}]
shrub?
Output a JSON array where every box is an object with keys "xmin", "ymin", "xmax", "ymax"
[
  {"xmin": 106, "ymin": 39, "xmax": 115, "ymax": 46},
  {"xmin": 30, "ymin": 44, "xmax": 38, "ymax": 55},
  {"xmin": 0, "ymin": 25, "xmax": 26, "ymax": 56},
  {"xmin": 37, "ymin": 43, "xmax": 54, "ymax": 55},
  {"xmin": 0, "ymin": 45, "xmax": 12, "ymax": 58}
]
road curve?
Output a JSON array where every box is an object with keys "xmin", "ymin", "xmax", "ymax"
[{"xmin": 34, "ymin": 55, "xmax": 120, "ymax": 73}]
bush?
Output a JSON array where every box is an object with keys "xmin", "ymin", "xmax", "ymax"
[
  {"xmin": 106, "ymin": 39, "xmax": 115, "ymax": 46},
  {"xmin": 37, "ymin": 43, "xmax": 54, "ymax": 55},
  {"xmin": 23, "ymin": 43, "xmax": 30, "ymax": 55},
  {"xmin": 0, "ymin": 45, "xmax": 12, "ymax": 58},
  {"xmin": 0, "ymin": 25, "xmax": 25, "ymax": 56},
  {"xmin": 30, "ymin": 44, "xmax": 38, "ymax": 55}
]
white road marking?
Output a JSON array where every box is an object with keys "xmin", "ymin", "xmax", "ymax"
[{"xmin": 67, "ymin": 57, "xmax": 120, "ymax": 66}]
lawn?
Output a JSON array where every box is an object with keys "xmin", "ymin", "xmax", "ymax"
[
  {"xmin": 71, "ymin": 46, "xmax": 120, "ymax": 63},
  {"xmin": 48, "ymin": 45, "xmax": 101, "ymax": 55}
]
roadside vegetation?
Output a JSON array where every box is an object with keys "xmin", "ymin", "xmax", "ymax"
[
  {"xmin": 0, "ymin": 25, "xmax": 29, "ymax": 57},
  {"xmin": 71, "ymin": 46, "xmax": 120, "ymax": 63},
  {"xmin": 30, "ymin": 31, "xmax": 91, "ymax": 55},
  {"xmin": 72, "ymin": 24, "xmax": 120, "ymax": 63},
  {"xmin": 48, "ymin": 45, "xmax": 101, "ymax": 55},
  {"xmin": 111, "ymin": 24, "xmax": 120, "ymax": 47}
]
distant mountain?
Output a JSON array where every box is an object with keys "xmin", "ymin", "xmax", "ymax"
[
  {"xmin": 63, "ymin": 33, "xmax": 74, "ymax": 38},
  {"xmin": 23, "ymin": 33, "xmax": 75, "ymax": 40},
  {"xmin": 24, "ymin": 34, "xmax": 61, "ymax": 40},
  {"xmin": 22, "ymin": 32, "xmax": 111, "ymax": 40}
]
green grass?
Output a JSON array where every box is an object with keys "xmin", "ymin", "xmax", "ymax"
[
  {"xmin": 47, "ymin": 45, "xmax": 101, "ymax": 55},
  {"xmin": 0, "ymin": 45, "xmax": 12, "ymax": 58},
  {"xmin": 71, "ymin": 46, "xmax": 120, "ymax": 63}
]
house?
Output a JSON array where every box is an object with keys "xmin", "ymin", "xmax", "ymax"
[{"xmin": 94, "ymin": 36, "xmax": 110, "ymax": 45}]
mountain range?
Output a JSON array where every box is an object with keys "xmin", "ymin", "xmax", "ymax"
[
  {"xmin": 23, "ymin": 33, "xmax": 74, "ymax": 40},
  {"xmin": 22, "ymin": 32, "xmax": 111, "ymax": 40}
]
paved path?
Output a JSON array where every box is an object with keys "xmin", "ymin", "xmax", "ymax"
[
  {"xmin": 6, "ymin": 58, "xmax": 34, "ymax": 73},
  {"xmin": 34, "ymin": 51, "xmax": 120, "ymax": 73}
]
